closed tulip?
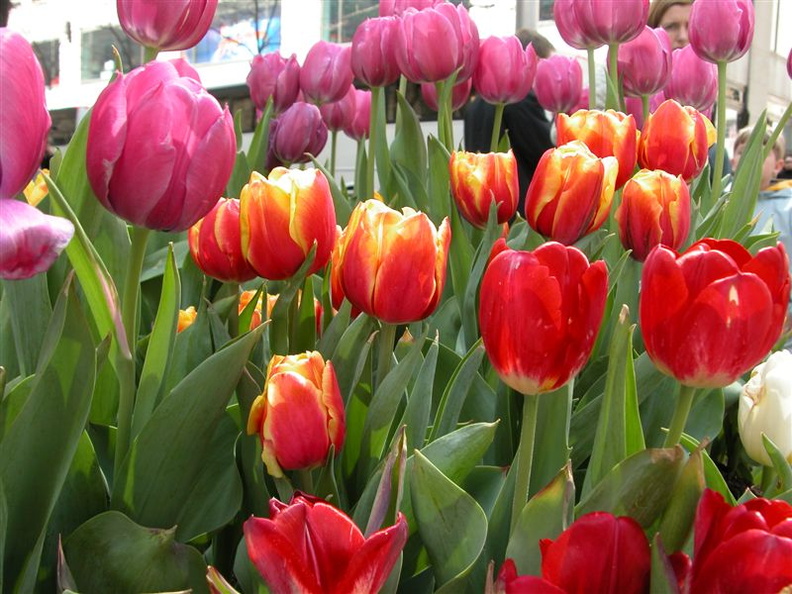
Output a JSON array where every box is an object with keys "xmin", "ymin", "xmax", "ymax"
[
  {"xmin": 319, "ymin": 85, "xmax": 357, "ymax": 133},
  {"xmin": 342, "ymin": 89, "xmax": 371, "ymax": 141},
  {"xmin": 553, "ymin": 0, "xmax": 598, "ymax": 50},
  {"xmin": 617, "ymin": 26, "xmax": 673, "ymax": 97},
  {"xmin": 479, "ymin": 241, "xmax": 608, "ymax": 395},
  {"xmin": 351, "ymin": 17, "xmax": 401, "ymax": 88},
  {"xmin": 379, "ymin": 0, "xmax": 441, "ymax": 17},
  {"xmin": 473, "ymin": 36, "xmax": 537, "ymax": 105},
  {"xmin": 331, "ymin": 199, "xmax": 450, "ymax": 324},
  {"xmin": 689, "ymin": 0, "xmax": 754, "ymax": 63},
  {"xmin": 420, "ymin": 78, "xmax": 472, "ymax": 112},
  {"xmin": 573, "ymin": 0, "xmax": 650, "ymax": 46},
  {"xmin": 524, "ymin": 141, "xmax": 618, "ymax": 245},
  {"xmin": 738, "ymin": 350, "xmax": 792, "ymax": 466},
  {"xmin": 176, "ymin": 306, "xmax": 197, "ymax": 333},
  {"xmin": 116, "ymin": 0, "xmax": 217, "ymax": 52},
  {"xmin": 244, "ymin": 494, "xmax": 408, "ymax": 594},
  {"xmin": 556, "ymin": 109, "xmax": 637, "ymax": 189},
  {"xmin": 615, "ymin": 169, "xmax": 691, "ymax": 261},
  {"xmin": 246, "ymin": 52, "xmax": 300, "ymax": 114},
  {"xmin": 663, "ymin": 46, "xmax": 718, "ymax": 112},
  {"xmin": 0, "ymin": 29, "xmax": 51, "ymax": 200},
  {"xmin": 188, "ymin": 197, "xmax": 257, "ymax": 283},
  {"xmin": 788, "ymin": 47, "xmax": 792, "ymax": 79},
  {"xmin": 240, "ymin": 167, "xmax": 336, "ymax": 281},
  {"xmin": 640, "ymin": 239, "xmax": 790, "ymax": 388},
  {"xmin": 300, "ymin": 41, "xmax": 354, "ymax": 106},
  {"xmin": 247, "ymin": 352, "xmax": 345, "ymax": 478},
  {"xmin": 533, "ymin": 55, "xmax": 583, "ymax": 115},
  {"xmin": 239, "ymin": 290, "xmax": 324, "ymax": 334},
  {"xmin": 269, "ymin": 101, "xmax": 328, "ymax": 165},
  {"xmin": 449, "ymin": 150, "xmax": 519, "ymax": 228},
  {"xmin": 638, "ymin": 99, "xmax": 715, "ymax": 181},
  {"xmin": 86, "ymin": 61, "xmax": 235, "ymax": 231}
]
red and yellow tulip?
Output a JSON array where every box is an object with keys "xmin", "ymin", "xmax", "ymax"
[{"xmin": 449, "ymin": 150, "xmax": 519, "ymax": 228}]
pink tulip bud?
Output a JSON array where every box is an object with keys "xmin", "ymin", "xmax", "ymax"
[
  {"xmin": 247, "ymin": 52, "xmax": 300, "ymax": 114},
  {"xmin": 420, "ymin": 78, "xmax": 472, "ymax": 112},
  {"xmin": 663, "ymin": 45, "xmax": 718, "ymax": 112},
  {"xmin": 473, "ymin": 36, "xmax": 537, "ymax": 105},
  {"xmin": 116, "ymin": 0, "xmax": 217, "ymax": 52},
  {"xmin": 343, "ymin": 89, "xmax": 372, "ymax": 141},
  {"xmin": 617, "ymin": 26, "xmax": 673, "ymax": 97},
  {"xmin": 0, "ymin": 29, "xmax": 51, "ymax": 200},
  {"xmin": 300, "ymin": 41, "xmax": 354, "ymax": 106},
  {"xmin": 351, "ymin": 17, "xmax": 401, "ymax": 88},
  {"xmin": 379, "ymin": 0, "xmax": 441, "ymax": 17},
  {"xmin": 554, "ymin": 0, "xmax": 597, "ymax": 49},
  {"xmin": 319, "ymin": 86, "xmax": 357, "ymax": 133},
  {"xmin": 270, "ymin": 102, "xmax": 328, "ymax": 165},
  {"xmin": 574, "ymin": 0, "xmax": 650, "ymax": 46},
  {"xmin": 434, "ymin": 2, "xmax": 479, "ymax": 83},
  {"xmin": 788, "ymin": 48, "xmax": 792, "ymax": 79},
  {"xmin": 689, "ymin": 0, "xmax": 754, "ymax": 63},
  {"xmin": 534, "ymin": 55, "xmax": 583, "ymax": 114}
]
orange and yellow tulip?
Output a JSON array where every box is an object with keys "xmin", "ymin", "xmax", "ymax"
[{"xmin": 449, "ymin": 150, "xmax": 519, "ymax": 228}]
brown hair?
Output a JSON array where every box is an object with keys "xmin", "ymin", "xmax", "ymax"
[
  {"xmin": 516, "ymin": 28, "xmax": 555, "ymax": 59},
  {"xmin": 647, "ymin": 0, "xmax": 693, "ymax": 28},
  {"xmin": 734, "ymin": 126, "xmax": 786, "ymax": 161}
]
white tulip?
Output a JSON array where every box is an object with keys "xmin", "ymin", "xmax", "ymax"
[{"xmin": 738, "ymin": 350, "xmax": 792, "ymax": 466}]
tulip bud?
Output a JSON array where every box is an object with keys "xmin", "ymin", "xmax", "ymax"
[
  {"xmin": 300, "ymin": 41, "xmax": 354, "ymax": 105},
  {"xmin": 319, "ymin": 86, "xmax": 357, "ymax": 133},
  {"xmin": 331, "ymin": 199, "xmax": 450, "ymax": 324},
  {"xmin": 116, "ymin": 0, "xmax": 217, "ymax": 52},
  {"xmin": 420, "ymin": 79, "xmax": 471, "ymax": 112},
  {"xmin": 23, "ymin": 170, "xmax": 49, "ymax": 207},
  {"xmin": 553, "ymin": 0, "xmax": 597, "ymax": 50},
  {"xmin": 247, "ymin": 352, "xmax": 345, "ymax": 478},
  {"xmin": 342, "ymin": 89, "xmax": 371, "ymax": 141},
  {"xmin": 524, "ymin": 141, "xmax": 618, "ymax": 245},
  {"xmin": 788, "ymin": 47, "xmax": 792, "ymax": 80},
  {"xmin": 449, "ymin": 150, "xmax": 519, "ymax": 228},
  {"xmin": 472, "ymin": 36, "xmax": 537, "ymax": 105},
  {"xmin": 617, "ymin": 26, "xmax": 673, "ymax": 98},
  {"xmin": 269, "ymin": 102, "xmax": 328, "ymax": 165},
  {"xmin": 379, "ymin": 0, "xmax": 442, "ymax": 17},
  {"xmin": 188, "ymin": 198, "xmax": 257, "ymax": 283},
  {"xmin": 738, "ymin": 350, "xmax": 792, "ymax": 466},
  {"xmin": 689, "ymin": 0, "xmax": 754, "ymax": 63},
  {"xmin": 615, "ymin": 169, "xmax": 691, "ymax": 261},
  {"xmin": 177, "ymin": 306, "xmax": 197, "ymax": 333},
  {"xmin": 573, "ymin": 0, "xmax": 650, "ymax": 46},
  {"xmin": 640, "ymin": 239, "xmax": 790, "ymax": 388},
  {"xmin": 663, "ymin": 46, "xmax": 718, "ymax": 112},
  {"xmin": 351, "ymin": 17, "xmax": 401, "ymax": 88},
  {"xmin": 246, "ymin": 52, "xmax": 301, "ymax": 114},
  {"xmin": 0, "ymin": 29, "xmax": 52, "ymax": 200},
  {"xmin": 240, "ymin": 167, "xmax": 337, "ymax": 281},
  {"xmin": 638, "ymin": 99, "xmax": 715, "ymax": 181},
  {"xmin": 86, "ymin": 61, "xmax": 235, "ymax": 231},
  {"xmin": 533, "ymin": 55, "xmax": 583, "ymax": 114}
]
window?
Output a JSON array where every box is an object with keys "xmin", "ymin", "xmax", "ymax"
[
  {"xmin": 539, "ymin": 0, "xmax": 554, "ymax": 21},
  {"xmin": 33, "ymin": 39, "xmax": 59, "ymax": 87},
  {"xmin": 81, "ymin": 26, "xmax": 143, "ymax": 81},
  {"xmin": 323, "ymin": 0, "xmax": 378, "ymax": 43}
]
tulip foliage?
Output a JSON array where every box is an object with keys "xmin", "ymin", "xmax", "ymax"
[{"xmin": 2, "ymin": 1, "xmax": 792, "ymax": 593}]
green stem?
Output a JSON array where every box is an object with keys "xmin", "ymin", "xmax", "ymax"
[
  {"xmin": 490, "ymin": 103, "xmax": 505, "ymax": 152},
  {"xmin": 511, "ymin": 394, "xmax": 540, "ymax": 532},
  {"xmin": 587, "ymin": 48, "xmax": 597, "ymax": 109},
  {"xmin": 710, "ymin": 60, "xmax": 728, "ymax": 202},
  {"xmin": 664, "ymin": 384, "xmax": 697, "ymax": 448},
  {"xmin": 376, "ymin": 322, "xmax": 398, "ymax": 389},
  {"xmin": 143, "ymin": 46, "xmax": 159, "ymax": 63},
  {"xmin": 396, "ymin": 75, "xmax": 408, "ymax": 129},
  {"xmin": 366, "ymin": 86, "xmax": 382, "ymax": 200},
  {"xmin": 435, "ymin": 80, "xmax": 448, "ymax": 148},
  {"xmin": 641, "ymin": 94, "xmax": 650, "ymax": 124},
  {"xmin": 608, "ymin": 42, "xmax": 623, "ymax": 111},
  {"xmin": 296, "ymin": 468, "xmax": 314, "ymax": 494},
  {"xmin": 330, "ymin": 130, "xmax": 338, "ymax": 178}
]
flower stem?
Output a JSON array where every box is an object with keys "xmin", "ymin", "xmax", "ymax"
[
  {"xmin": 587, "ymin": 48, "xmax": 597, "ymax": 109},
  {"xmin": 296, "ymin": 468, "xmax": 314, "ymax": 494},
  {"xmin": 143, "ymin": 46, "xmax": 159, "ymax": 64},
  {"xmin": 608, "ymin": 42, "xmax": 623, "ymax": 111},
  {"xmin": 710, "ymin": 60, "xmax": 728, "ymax": 202},
  {"xmin": 366, "ymin": 86, "xmax": 382, "ymax": 200},
  {"xmin": 641, "ymin": 94, "xmax": 650, "ymax": 124},
  {"xmin": 435, "ymin": 80, "xmax": 448, "ymax": 148},
  {"xmin": 376, "ymin": 322, "xmax": 398, "ymax": 389},
  {"xmin": 511, "ymin": 394, "xmax": 540, "ymax": 532},
  {"xmin": 490, "ymin": 103, "xmax": 505, "ymax": 152},
  {"xmin": 330, "ymin": 130, "xmax": 338, "ymax": 178},
  {"xmin": 664, "ymin": 384, "xmax": 697, "ymax": 448}
]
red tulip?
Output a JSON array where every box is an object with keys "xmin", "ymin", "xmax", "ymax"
[
  {"xmin": 300, "ymin": 41, "xmax": 354, "ymax": 105},
  {"xmin": 351, "ymin": 17, "xmax": 401, "ymax": 88},
  {"xmin": 479, "ymin": 241, "xmax": 608, "ymax": 395},
  {"xmin": 246, "ymin": 52, "xmax": 301, "ymax": 114},
  {"xmin": 640, "ymin": 238, "xmax": 790, "ymax": 388},
  {"xmin": 572, "ymin": 0, "xmax": 650, "ymax": 46},
  {"xmin": 663, "ymin": 46, "xmax": 718, "ymax": 112},
  {"xmin": 449, "ymin": 150, "xmax": 519, "ymax": 228},
  {"xmin": 188, "ymin": 198, "xmax": 257, "ymax": 283},
  {"xmin": 269, "ymin": 102, "xmax": 328, "ymax": 165},
  {"xmin": 533, "ymin": 55, "xmax": 583, "ymax": 115},
  {"xmin": 319, "ymin": 85, "xmax": 357, "ymax": 133},
  {"xmin": 244, "ymin": 494, "xmax": 408, "ymax": 594},
  {"xmin": 617, "ymin": 26, "xmax": 673, "ymax": 97},
  {"xmin": 689, "ymin": 0, "xmax": 754, "ymax": 63},
  {"xmin": 420, "ymin": 78, "xmax": 472, "ymax": 112},
  {"xmin": 342, "ymin": 89, "xmax": 371, "ymax": 141},
  {"xmin": 473, "ymin": 36, "xmax": 537, "ymax": 105},
  {"xmin": 116, "ymin": 0, "xmax": 217, "ymax": 52}
]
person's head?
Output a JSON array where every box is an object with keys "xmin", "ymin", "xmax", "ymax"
[
  {"xmin": 516, "ymin": 28, "xmax": 555, "ymax": 59},
  {"xmin": 784, "ymin": 154, "xmax": 792, "ymax": 171},
  {"xmin": 648, "ymin": 0, "xmax": 693, "ymax": 49},
  {"xmin": 732, "ymin": 127, "xmax": 786, "ymax": 190}
]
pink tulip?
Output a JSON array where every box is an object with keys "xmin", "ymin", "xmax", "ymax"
[
  {"xmin": 116, "ymin": 0, "xmax": 217, "ymax": 52},
  {"xmin": 554, "ymin": 0, "xmax": 599, "ymax": 50},
  {"xmin": 0, "ymin": 29, "xmax": 51, "ymax": 200},
  {"xmin": 420, "ymin": 78, "xmax": 472, "ymax": 112},
  {"xmin": 379, "ymin": 0, "xmax": 441, "ymax": 17},
  {"xmin": 435, "ymin": 2, "xmax": 479, "ymax": 83},
  {"xmin": 300, "ymin": 41, "xmax": 354, "ymax": 106},
  {"xmin": 319, "ymin": 86, "xmax": 357, "ymax": 133},
  {"xmin": 663, "ymin": 46, "xmax": 718, "ymax": 112},
  {"xmin": 351, "ymin": 17, "xmax": 401, "ymax": 88},
  {"xmin": 343, "ymin": 89, "xmax": 371, "ymax": 141},
  {"xmin": 247, "ymin": 52, "xmax": 301, "ymax": 114},
  {"xmin": 534, "ymin": 55, "xmax": 583, "ymax": 114},
  {"xmin": 270, "ymin": 102, "xmax": 328, "ymax": 165},
  {"xmin": 573, "ymin": 0, "xmax": 650, "ymax": 46},
  {"xmin": 617, "ymin": 26, "xmax": 673, "ymax": 97},
  {"xmin": 788, "ymin": 48, "xmax": 792, "ymax": 79},
  {"xmin": 0, "ymin": 199, "xmax": 74, "ymax": 280},
  {"xmin": 473, "ymin": 36, "xmax": 537, "ymax": 105},
  {"xmin": 689, "ymin": 0, "xmax": 754, "ymax": 63},
  {"xmin": 86, "ymin": 60, "xmax": 235, "ymax": 232},
  {"xmin": 168, "ymin": 57, "xmax": 201, "ymax": 82}
]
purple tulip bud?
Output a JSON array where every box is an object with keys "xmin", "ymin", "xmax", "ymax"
[
  {"xmin": 0, "ymin": 199, "xmax": 74, "ymax": 280},
  {"xmin": 319, "ymin": 86, "xmax": 357, "ymax": 132},
  {"xmin": 574, "ymin": 0, "xmax": 650, "ymax": 46},
  {"xmin": 473, "ymin": 36, "xmax": 537, "ymax": 105},
  {"xmin": 379, "ymin": 0, "xmax": 442, "ymax": 17},
  {"xmin": 247, "ymin": 52, "xmax": 301, "ymax": 113},
  {"xmin": 0, "ymin": 29, "xmax": 51, "ymax": 200},
  {"xmin": 534, "ymin": 55, "xmax": 583, "ymax": 114},
  {"xmin": 617, "ymin": 26, "xmax": 673, "ymax": 97},
  {"xmin": 343, "ymin": 89, "xmax": 372, "ymax": 141},
  {"xmin": 300, "ymin": 41, "xmax": 354, "ymax": 106},
  {"xmin": 116, "ymin": 0, "xmax": 217, "ymax": 52},
  {"xmin": 689, "ymin": 0, "xmax": 754, "ymax": 63},
  {"xmin": 351, "ymin": 17, "xmax": 401, "ymax": 88},
  {"xmin": 554, "ymin": 0, "xmax": 598, "ymax": 50},
  {"xmin": 270, "ymin": 102, "xmax": 328, "ymax": 164},
  {"xmin": 663, "ymin": 45, "xmax": 718, "ymax": 112},
  {"xmin": 420, "ymin": 78, "xmax": 472, "ymax": 112},
  {"xmin": 86, "ymin": 61, "xmax": 236, "ymax": 232}
]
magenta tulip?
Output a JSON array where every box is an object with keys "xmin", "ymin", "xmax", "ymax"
[
  {"xmin": 86, "ymin": 61, "xmax": 235, "ymax": 232},
  {"xmin": 319, "ymin": 86, "xmax": 357, "ymax": 133},
  {"xmin": 473, "ymin": 36, "xmax": 537, "ymax": 105},
  {"xmin": 342, "ymin": 89, "xmax": 371, "ymax": 141},
  {"xmin": 435, "ymin": 2, "xmax": 479, "ymax": 82},
  {"xmin": 379, "ymin": 0, "xmax": 441, "ymax": 17},
  {"xmin": 420, "ymin": 78, "xmax": 472, "ymax": 112},
  {"xmin": 663, "ymin": 46, "xmax": 718, "ymax": 112},
  {"xmin": 0, "ymin": 29, "xmax": 51, "ymax": 200},
  {"xmin": 300, "ymin": 41, "xmax": 354, "ymax": 106},
  {"xmin": 554, "ymin": 0, "xmax": 598, "ymax": 50},
  {"xmin": 689, "ymin": 0, "xmax": 754, "ymax": 63},
  {"xmin": 247, "ymin": 52, "xmax": 301, "ymax": 114},
  {"xmin": 116, "ymin": 0, "xmax": 217, "ymax": 52},
  {"xmin": 573, "ymin": 0, "xmax": 650, "ymax": 46},
  {"xmin": 534, "ymin": 55, "xmax": 583, "ymax": 114},
  {"xmin": 269, "ymin": 102, "xmax": 328, "ymax": 165},
  {"xmin": 351, "ymin": 17, "xmax": 401, "ymax": 88},
  {"xmin": 617, "ymin": 26, "xmax": 673, "ymax": 97},
  {"xmin": 168, "ymin": 57, "xmax": 201, "ymax": 81},
  {"xmin": 788, "ymin": 48, "xmax": 792, "ymax": 79}
]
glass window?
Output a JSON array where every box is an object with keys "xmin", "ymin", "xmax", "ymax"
[
  {"xmin": 539, "ymin": 0, "xmax": 554, "ymax": 21},
  {"xmin": 33, "ymin": 39, "xmax": 59, "ymax": 87},
  {"xmin": 81, "ymin": 26, "xmax": 143, "ymax": 81},
  {"xmin": 323, "ymin": 0, "xmax": 378, "ymax": 43}
]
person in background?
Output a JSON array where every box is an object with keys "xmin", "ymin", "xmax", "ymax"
[
  {"xmin": 778, "ymin": 154, "xmax": 792, "ymax": 180},
  {"xmin": 463, "ymin": 29, "xmax": 555, "ymax": 211}
]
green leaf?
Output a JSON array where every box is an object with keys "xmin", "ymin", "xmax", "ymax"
[
  {"xmin": 649, "ymin": 534, "xmax": 682, "ymax": 594},
  {"xmin": 329, "ymin": 311, "xmax": 375, "ymax": 402},
  {"xmin": 390, "ymin": 90, "xmax": 427, "ymax": 194},
  {"xmin": 427, "ymin": 136, "xmax": 452, "ymax": 222},
  {"xmin": 226, "ymin": 109, "xmax": 252, "ymax": 199},
  {"xmin": 234, "ymin": 364, "xmax": 271, "ymax": 518},
  {"xmin": 246, "ymin": 97, "xmax": 273, "ymax": 176},
  {"xmin": 317, "ymin": 299, "xmax": 351, "ymax": 361},
  {"xmin": 658, "ymin": 446, "xmax": 705, "ymax": 552},
  {"xmin": 678, "ymin": 433, "xmax": 735, "ymax": 505},
  {"xmin": 311, "ymin": 154, "xmax": 353, "ymax": 225},
  {"xmin": 1, "ymin": 275, "xmax": 51, "ymax": 377},
  {"xmin": 429, "ymin": 339, "xmax": 485, "ymax": 440},
  {"xmin": 529, "ymin": 383, "xmax": 574, "ymax": 496},
  {"xmin": 372, "ymin": 85, "xmax": 392, "ymax": 194},
  {"xmin": 366, "ymin": 426, "xmax": 408, "ymax": 536},
  {"xmin": 762, "ymin": 434, "xmax": 792, "ymax": 494},
  {"xmin": 403, "ymin": 334, "xmax": 439, "ymax": 451}
]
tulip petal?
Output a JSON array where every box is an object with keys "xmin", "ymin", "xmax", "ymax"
[{"xmin": 304, "ymin": 502, "xmax": 366, "ymax": 588}]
